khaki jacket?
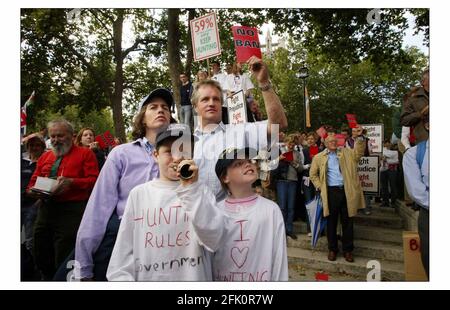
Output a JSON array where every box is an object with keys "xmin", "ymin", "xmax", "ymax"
[{"xmin": 309, "ymin": 139, "xmax": 366, "ymax": 218}]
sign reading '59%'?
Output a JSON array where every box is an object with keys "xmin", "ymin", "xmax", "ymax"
[{"xmin": 190, "ymin": 12, "xmax": 221, "ymax": 61}]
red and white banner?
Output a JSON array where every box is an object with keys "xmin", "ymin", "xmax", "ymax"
[
  {"xmin": 231, "ymin": 26, "xmax": 262, "ymax": 63},
  {"xmin": 334, "ymin": 134, "xmax": 347, "ymax": 147},
  {"xmin": 95, "ymin": 130, "xmax": 117, "ymax": 149},
  {"xmin": 21, "ymin": 91, "xmax": 35, "ymax": 134},
  {"xmin": 345, "ymin": 114, "xmax": 358, "ymax": 128},
  {"xmin": 227, "ymin": 90, "xmax": 248, "ymax": 125},
  {"xmin": 190, "ymin": 13, "xmax": 221, "ymax": 61},
  {"xmin": 316, "ymin": 126, "xmax": 327, "ymax": 139}
]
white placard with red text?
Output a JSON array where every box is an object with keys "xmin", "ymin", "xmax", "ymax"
[
  {"xmin": 361, "ymin": 124, "xmax": 384, "ymax": 154},
  {"xmin": 357, "ymin": 155, "xmax": 380, "ymax": 195},
  {"xmin": 190, "ymin": 13, "xmax": 221, "ymax": 61},
  {"xmin": 227, "ymin": 90, "xmax": 248, "ymax": 125}
]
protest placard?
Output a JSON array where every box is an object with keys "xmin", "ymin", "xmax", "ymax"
[
  {"xmin": 227, "ymin": 90, "xmax": 248, "ymax": 125},
  {"xmin": 231, "ymin": 25, "xmax": 262, "ymax": 63},
  {"xmin": 357, "ymin": 155, "xmax": 380, "ymax": 195},
  {"xmin": 403, "ymin": 231, "xmax": 428, "ymax": 281},
  {"xmin": 316, "ymin": 126, "xmax": 327, "ymax": 139},
  {"xmin": 334, "ymin": 134, "xmax": 347, "ymax": 147},
  {"xmin": 95, "ymin": 130, "xmax": 117, "ymax": 150},
  {"xmin": 360, "ymin": 124, "xmax": 384, "ymax": 153},
  {"xmin": 346, "ymin": 113, "xmax": 358, "ymax": 128},
  {"xmin": 190, "ymin": 12, "xmax": 221, "ymax": 61}
]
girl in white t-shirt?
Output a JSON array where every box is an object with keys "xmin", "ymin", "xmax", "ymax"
[{"xmin": 181, "ymin": 147, "xmax": 288, "ymax": 281}]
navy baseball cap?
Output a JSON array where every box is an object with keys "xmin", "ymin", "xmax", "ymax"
[
  {"xmin": 155, "ymin": 123, "xmax": 196, "ymax": 150},
  {"xmin": 215, "ymin": 147, "xmax": 259, "ymax": 179},
  {"xmin": 138, "ymin": 88, "xmax": 174, "ymax": 111}
]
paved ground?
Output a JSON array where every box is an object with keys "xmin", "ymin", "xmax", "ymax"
[{"xmin": 288, "ymin": 262, "xmax": 362, "ymax": 282}]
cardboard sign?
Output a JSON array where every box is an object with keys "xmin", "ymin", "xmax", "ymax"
[
  {"xmin": 316, "ymin": 126, "xmax": 327, "ymax": 139},
  {"xmin": 346, "ymin": 114, "xmax": 358, "ymax": 128},
  {"xmin": 360, "ymin": 124, "xmax": 384, "ymax": 154},
  {"xmin": 227, "ymin": 90, "xmax": 248, "ymax": 125},
  {"xmin": 334, "ymin": 134, "xmax": 347, "ymax": 147},
  {"xmin": 190, "ymin": 13, "xmax": 221, "ymax": 61},
  {"xmin": 357, "ymin": 156, "xmax": 380, "ymax": 195},
  {"xmin": 95, "ymin": 130, "xmax": 117, "ymax": 150},
  {"xmin": 231, "ymin": 26, "xmax": 262, "ymax": 63},
  {"xmin": 403, "ymin": 231, "xmax": 428, "ymax": 281}
]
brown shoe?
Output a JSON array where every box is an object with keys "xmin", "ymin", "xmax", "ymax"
[
  {"xmin": 328, "ymin": 251, "xmax": 337, "ymax": 261},
  {"xmin": 344, "ymin": 252, "xmax": 354, "ymax": 263}
]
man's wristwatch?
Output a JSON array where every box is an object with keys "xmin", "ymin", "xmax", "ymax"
[{"xmin": 259, "ymin": 81, "xmax": 272, "ymax": 92}]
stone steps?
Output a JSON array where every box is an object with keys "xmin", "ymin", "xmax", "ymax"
[
  {"xmin": 288, "ymin": 247, "xmax": 405, "ymax": 281},
  {"xmin": 353, "ymin": 211, "xmax": 403, "ymax": 229},
  {"xmin": 288, "ymin": 201, "xmax": 406, "ymax": 281},
  {"xmin": 287, "ymin": 233, "xmax": 404, "ymax": 262},
  {"xmin": 293, "ymin": 221, "xmax": 404, "ymax": 244},
  {"xmin": 364, "ymin": 204, "xmax": 398, "ymax": 215}
]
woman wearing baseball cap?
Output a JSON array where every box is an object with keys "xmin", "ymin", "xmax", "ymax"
[{"xmin": 54, "ymin": 88, "xmax": 176, "ymax": 281}]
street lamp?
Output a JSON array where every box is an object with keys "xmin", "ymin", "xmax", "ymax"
[{"xmin": 296, "ymin": 65, "xmax": 309, "ymax": 130}]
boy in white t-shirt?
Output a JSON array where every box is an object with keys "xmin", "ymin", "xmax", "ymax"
[
  {"xmin": 106, "ymin": 124, "xmax": 215, "ymax": 281},
  {"xmin": 181, "ymin": 147, "xmax": 288, "ymax": 281}
]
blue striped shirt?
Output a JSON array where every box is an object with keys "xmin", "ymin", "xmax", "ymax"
[{"xmin": 327, "ymin": 151, "xmax": 344, "ymax": 186}]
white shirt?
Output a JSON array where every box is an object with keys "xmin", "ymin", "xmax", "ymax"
[
  {"xmin": 182, "ymin": 190, "xmax": 288, "ymax": 281},
  {"xmin": 106, "ymin": 180, "xmax": 213, "ymax": 281},
  {"xmin": 212, "ymin": 72, "xmax": 229, "ymax": 106},
  {"xmin": 402, "ymin": 141, "xmax": 429, "ymax": 209},
  {"xmin": 382, "ymin": 147, "xmax": 399, "ymax": 165},
  {"xmin": 401, "ymin": 126, "xmax": 412, "ymax": 150},
  {"xmin": 225, "ymin": 73, "xmax": 254, "ymax": 95},
  {"xmin": 193, "ymin": 121, "xmax": 268, "ymax": 201},
  {"xmin": 212, "ymin": 72, "xmax": 228, "ymax": 90}
]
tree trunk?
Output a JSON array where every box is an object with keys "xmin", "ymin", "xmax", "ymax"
[
  {"xmin": 167, "ymin": 9, "xmax": 183, "ymax": 120},
  {"xmin": 185, "ymin": 9, "xmax": 196, "ymax": 78},
  {"xmin": 111, "ymin": 9, "xmax": 126, "ymax": 142}
]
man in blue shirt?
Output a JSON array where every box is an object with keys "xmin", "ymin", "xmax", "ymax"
[{"xmin": 403, "ymin": 113, "xmax": 429, "ymax": 278}]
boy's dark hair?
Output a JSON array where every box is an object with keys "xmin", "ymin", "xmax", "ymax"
[
  {"xmin": 154, "ymin": 124, "xmax": 195, "ymax": 157},
  {"xmin": 306, "ymin": 132, "xmax": 316, "ymax": 138},
  {"xmin": 155, "ymin": 136, "xmax": 179, "ymax": 151}
]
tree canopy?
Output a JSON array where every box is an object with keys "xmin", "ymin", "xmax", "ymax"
[{"xmin": 21, "ymin": 8, "xmax": 429, "ymax": 141}]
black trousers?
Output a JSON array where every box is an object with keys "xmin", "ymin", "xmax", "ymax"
[
  {"xmin": 53, "ymin": 211, "xmax": 121, "ymax": 281},
  {"xmin": 326, "ymin": 187, "xmax": 354, "ymax": 253},
  {"xmin": 33, "ymin": 200, "xmax": 86, "ymax": 279},
  {"xmin": 380, "ymin": 170, "xmax": 398, "ymax": 204},
  {"xmin": 418, "ymin": 208, "xmax": 429, "ymax": 279}
]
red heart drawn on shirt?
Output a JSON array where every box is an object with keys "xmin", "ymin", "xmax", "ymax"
[{"xmin": 231, "ymin": 246, "xmax": 249, "ymax": 269}]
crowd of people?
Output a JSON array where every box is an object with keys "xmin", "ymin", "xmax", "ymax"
[
  {"xmin": 179, "ymin": 60, "xmax": 263, "ymax": 129},
  {"xmin": 20, "ymin": 57, "xmax": 429, "ymax": 281}
]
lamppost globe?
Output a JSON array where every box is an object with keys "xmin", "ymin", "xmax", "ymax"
[{"xmin": 297, "ymin": 66, "xmax": 309, "ymax": 79}]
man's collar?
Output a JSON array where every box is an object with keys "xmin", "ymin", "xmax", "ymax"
[
  {"xmin": 133, "ymin": 137, "xmax": 152, "ymax": 147},
  {"xmin": 325, "ymin": 148, "xmax": 338, "ymax": 155},
  {"xmin": 133, "ymin": 138, "xmax": 144, "ymax": 146},
  {"xmin": 194, "ymin": 122, "xmax": 226, "ymax": 135}
]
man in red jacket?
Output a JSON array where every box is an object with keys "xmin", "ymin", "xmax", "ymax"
[{"xmin": 27, "ymin": 119, "xmax": 99, "ymax": 280}]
